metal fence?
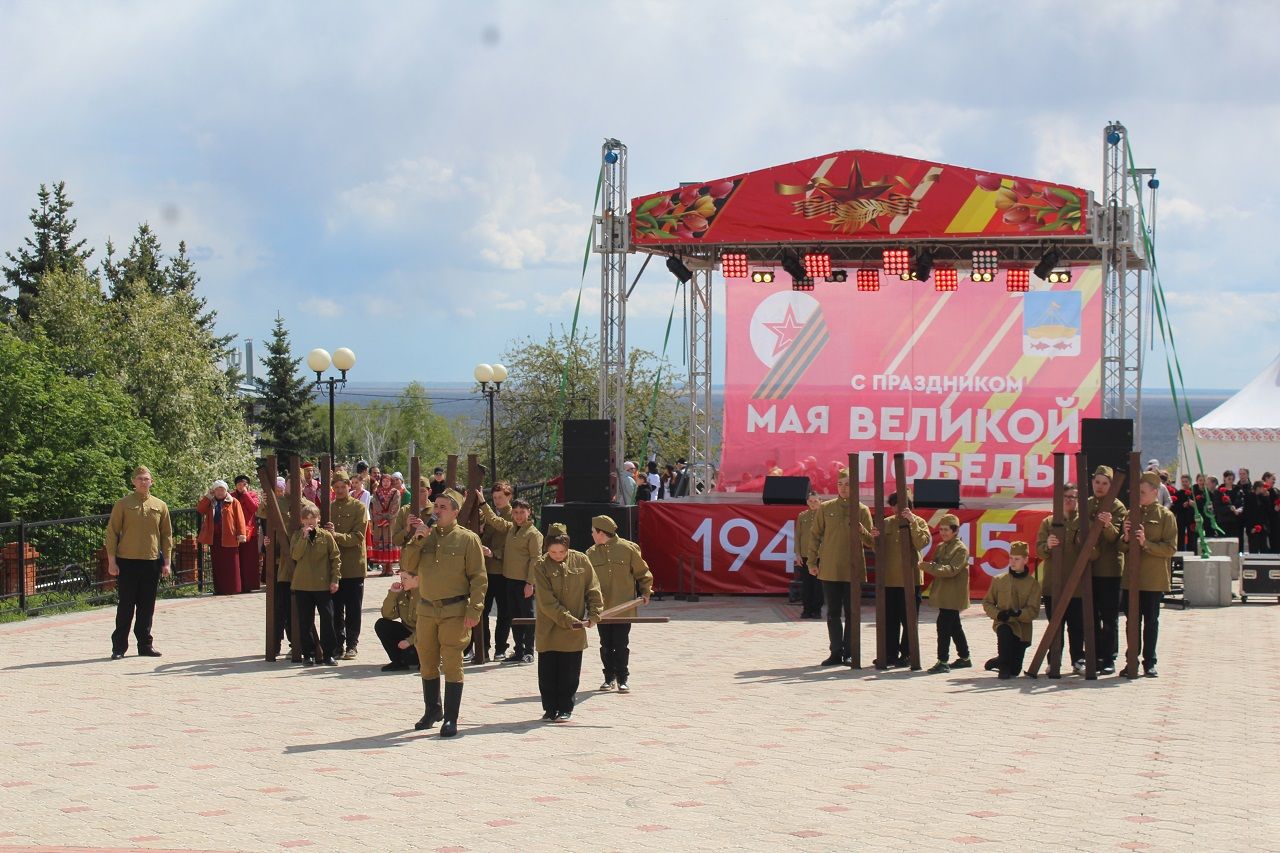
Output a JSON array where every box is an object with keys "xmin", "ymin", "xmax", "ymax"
[
  {"xmin": 0, "ymin": 508, "xmax": 207, "ymax": 618},
  {"xmin": 513, "ymin": 481, "xmax": 551, "ymax": 518}
]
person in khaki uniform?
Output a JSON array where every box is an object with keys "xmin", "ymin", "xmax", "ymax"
[
  {"xmin": 877, "ymin": 492, "xmax": 931, "ymax": 669},
  {"xmin": 290, "ymin": 504, "xmax": 341, "ymax": 666},
  {"xmin": 1087, "ymin": 465, "xmax": 1128, "ymax": 674},
  {"xmin": 586, "ymin": 514, "xmax": 653, "ymax": 693},
  {"xmin": 403, "ymin": 489, "xmax": 486, "ymax": 738},
  {"xmin": 1120, "ymin": 471, "xmax": 1179, "ymax": 678},
  {"xmin": 982, "ymin": 541, "xmax": 1041, "ymax": 680},
  {"xmin": 533, "ymin": 524, "xmax": 603, "ymax": 722},
  {"xmin": 326, "ymin": 472, "xmax": 370, "ymax": 659},
  {"xmin": 375, "ymin": 570, "xmax": 420, "ymax": 672},
  {"xmin": 794, "ymin": 491, "xmax": 824, "ymax": 619},
  {"xmin": 1036, "ymin": 483, "xmax": 1098, "ymax": 677},
  {"xmin": 262, "ymin": 483, "xmax": 318, "ymax": 659},
  {"xmin": 105, "ymin": 466, "xmax": 173, "ymax": 659},
  {"xmin": 475, "ymin": 482, "xmax": 516, "ymax": 661},
  {"xmin": 806, "ymin": 470, "xmax": 875, "ymax": 666},
  {"xmin": 478, "ymin": 495, "xmax": 544, "ymax": 665},
  {"xmin": 920, "ymin": 513, "xmax": 969, "ymax": 674}
]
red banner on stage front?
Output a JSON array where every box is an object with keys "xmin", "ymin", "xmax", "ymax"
[
  {"xmin": 719, "ymin": 266, "xmax": 1103, "ymax": 499},
  {"xmin": 639, "ymin": 502, "xmax": 1049, "ymax": 599}
]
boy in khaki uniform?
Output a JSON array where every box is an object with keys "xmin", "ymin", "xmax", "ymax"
[
  {"xmin": 1120, "ymin": 471, "xmax": 1179, "ymax": 678},
  {"xmin": 982, "ymin": 541, "xmax": 1041, "ymax": 680},
  {"xmin": 794, "ymin": 492, "xmax": 824, "ymax": 619},
  {"xmin": 375, "ymin": 570, "xmax": 420, "ymax": 672},
  {"xmin": 478, "ymin": 481, "xmax": 515, "ymax": 662},
  {"xmin": 290, "ymin": 504, "xmax": 341, "ymax": 666},
  {"xmin": 806, "ymin": 470, "xmax": 875, "ymax": 666},
  {"xmin": 1036, "ymin": 483, "xmax": 1097, "ymax": 677},
  {"xmin": 533, "ymin": 524, "xmax": 603, "ymax": 721},
  {"xmin": 586, "ymin": 514, "xmax": 653, "ymax": 693},
  {"xmin": 1087, "ymin": 465, "xmax": 1127, "ymax": 674},
  {"xmin": 878, "ymin": 492, "xmax": 931, "ymax": 669},
  {"xmin": 326, "ymin": 472, "xmax": 370, "ymax": 659},
  {"xmin": 921, "ymin": 513, "xmax": 969, "ymax": 674},
  {"xmin": 479, "ymin": 492, "xmax": 544, "ymax": 665},
  {"xmin": 403, "ymin": 489, "xmax": 486, "ymax": 738}
]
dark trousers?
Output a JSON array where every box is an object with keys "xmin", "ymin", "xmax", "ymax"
[
  {"xmin": 822, "ymin": 580, "xmax": 852, "ymax": 657},
  {"xmin": 1124, "ymin": 590, "xmax": 1162, "ymax": 667},
  {"xmin": 537, "ymin": 650, "xmax": 583, "ymax": 715},
  {"xmin": 294, "ymin": 589, "xmax": 337, "ymax": 659},
  {"xmin": 800, "ymin": 564, "xmax": 823, "ymax": 615},
  {"xmin": 884, "ymin": 588, "xmax": 920, "ymax": 661},
  {"xmin": 995, "ymin": 623, "xmax": 1029, "ymax": 677},
  {"xmin": 374, "ymin": 617, "xmax": 420, "ymax": 666},
  {"xmin": 332, "ymin": 577, "xmax": 364, "ymax": 652},
  {"xmin": 1092, "ymin": 576, "xmax": 1122, "ymax": 664},
  {"xmin": 111, "ymin": 558, "xmax": 162, "ymax": 654},
  {"xmin": 1042, "ymin": 595, "xmax": 1085, "ymax": 663},
  {"xmin": 273, "ymin": 580, "xmax": 293, "ymax": 651},
  {"xmin": 505, "ymin": 579, "xmax": 534, "ymax": 656},
  {"xmin": 935, "ymin": 608, "xmax": 969, "ymax": 661},
  {"xmin": 1176, "ymin": 516, "xmax": 1193, "ymax": 552},
  {"xmin": 598, "ymin": 623, "xmax": 632, "ymax": 682},
  {"xmin": 481, "ymin": 574, "xmax": 509, "ymax": 655}
]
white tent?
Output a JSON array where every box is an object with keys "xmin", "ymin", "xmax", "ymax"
[{"xmin": 1178, "ymin": 352, "xmax": 1280, "ymax": 479}]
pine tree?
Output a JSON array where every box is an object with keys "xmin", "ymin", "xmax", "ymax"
[
  {"xmin": 255, "ymin": 313, "xmax": 323, "ymax": 460},
  {"xmin": 2, "ymin": 182, "xmax": 94, "ymax": 322},
  {"xmin": 103, "ymin": 223, "xmax": 164, "ymax": 301}
]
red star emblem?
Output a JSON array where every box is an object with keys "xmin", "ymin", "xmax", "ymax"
[{"xmin": 763, "ymin": 305, "xmax": 806, "ymax": 356}]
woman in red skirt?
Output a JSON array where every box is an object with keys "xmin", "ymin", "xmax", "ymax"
[
  {"xmin": 232, "ymin": 475, "xmax": 261, "ymax": 592},
  {"xmin": 368, "ymin": 473, "xmax": 402, "ymax": 572},
  {"xmin": 197, "ymin": 480, "xmax": 248, "ymax": 595}
]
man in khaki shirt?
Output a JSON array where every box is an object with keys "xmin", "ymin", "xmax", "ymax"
[{"xmin": 104, "ymin": 466, "xmax": 172, "ymax": 659}]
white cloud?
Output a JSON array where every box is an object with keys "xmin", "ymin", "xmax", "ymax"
[
  {"xmin": 467, "ymin": 156, "xmax": 587, "ymax": 270},
  {"xmin": 332, "ymin": 157, "xmax": 458, "ymax": 227},
  {"xmin": 301, "ymin": 297, "xmax": 343, "ymax": 318}
]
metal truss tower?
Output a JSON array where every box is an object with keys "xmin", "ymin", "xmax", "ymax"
[
  {"xmin": 687, "ymin": 266, "xmax": 714, "ymax": 493},
  {"xmin": 1099, "ymin": 121, "xmax": 1147, "ymax": 438},
  {"xmin": 595, "ymin": 139, "xmax": 629, "ymax": 475}
]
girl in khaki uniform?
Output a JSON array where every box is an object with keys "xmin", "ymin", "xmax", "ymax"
[
  {"xmin": 532, "ymin": 525, "xmax": 603, "ymax": 722},
  {"xmin": 921, "ymin": 513, "xmax": 970, "ymax": 674}
]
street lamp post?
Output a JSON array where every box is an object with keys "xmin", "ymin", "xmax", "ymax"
[
  {"xmin": 308, "ymin": 347, "xmax": 356, "ymax": 462},
  {"xmin": 473, "ymin": 363, "xmax": 508, "ymax": 487}
]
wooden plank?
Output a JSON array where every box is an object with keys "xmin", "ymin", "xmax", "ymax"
[
  {"xmin": 1026, "ymin": 468, "xmax": 1126, "ymax": 677},
  {"xmin": 510, "ymin": 616, "xmax": 670, "ymax": 626},
  {"xmin": 446, "ymin": 455, "xmax": 459, "ymax": 495},
  {"xmin": 461, "ymin": 454, "xmax": 487, "ymax": 665},
  {"xmin": 1047, "ymin": 452, "xmax": 1067, "ymax": 677},
  {"xmin": 893, "ymin": 453, "xmax": 921, "ymax": 671},
  {"xmin": 1074, "ymin": 452, "xmax": 1098, "ymax": 680},
  {"xmin": 319, "ymin": 454, "xmax": 332, "ymax": 527},
  {"xmin": 410, "ymin": 456, "xmax": 422, "ymax": 517},
  {"xmin": 288, "ymin": 457, "xmax": 304, "ymax": 663},
  {"xmin": 1123, "ymin": 452, "xmax": 1143, "ymax": 678},
  {"xmin": 259, "ymin": 456, "xmax": 279, "ymax": 662},
  {"xmin": 873, "ymin": 454, "xmax": 888, "ymax": 669},
  {"xmin": 847, "ymin": 452, "xmax": 864, "ymax": 670}
]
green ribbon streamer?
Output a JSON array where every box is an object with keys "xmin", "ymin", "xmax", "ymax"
[{"xmin": 640, "ymin": 282, "xmax": 681, "ymax": 455}]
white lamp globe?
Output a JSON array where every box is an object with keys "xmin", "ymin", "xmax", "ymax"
[
  {"xmin": 474, "ymin": 363, "xmax": 494, "ymax": 383},
  {"xmin": 306, "ymin": 348, "xmax": 332, "ymax": 373},
  {"xmin": 332, "ymin": 347, "xmax": 356, "ymax": 372},
  {"xmin": 491, "ymin": 363, "xmax": 509, "ymax": 383}
]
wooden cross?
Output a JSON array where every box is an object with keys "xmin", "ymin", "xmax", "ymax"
[
  {"xmin": 257, "ymin": 456, "xmax": 281, "ymax": 662},
  {"xmin": 452, "ymin": 454, "xmax": 490, "ymax": 665},
  {"xmin": 287, "ymin": 456, "xmax": 304, "ymax": 662},
  {"xmin": 1073, "ymin": 452, "xmax": 1098, "ymax": 680},
  {"xmin": 893, "ymin": 453, "xmax": 922, "ymax": 671},
  {"xmin": 872, "ymin": 453, "xmax": 888, "ymax": 669},
  {"xmin": 1046, "ymin": 452, "xmax": 1067, "ymax": 677},
  {"xmin": 318, "ymin": 454, "xmax": 332, "ymax": 527},
  {"xmin": 1122, "ymin": 451, "xmax": 1143, "ymax": 679},
  {"xmin": 410, "ymin": 456, "xmax": 423, "ymax": 519},
  {"xmin": 847, "ymin": 452, "xmax": 867, "ymax": 670}
]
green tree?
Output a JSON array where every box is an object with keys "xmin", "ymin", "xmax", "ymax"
[
  {"xmin": 479, "ymin": 329, "xmax": 685, "ymax": 483},
  {"xmin": 321, "ymin": 383, "xmax": 461, "ymax": 474},
  {"xmin": 2, "ymin": 182, "xmax": 94, "ymax": 322},
  {"xmin": 0, "ymin": 330, "xmax": 163, "ymax": 522},
  {"xmin": 255, "ymin": 314, "xmax": 324, "ymax": 461}
]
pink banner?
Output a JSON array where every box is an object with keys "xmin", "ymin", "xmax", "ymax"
[{"xmin": 719, "ymin": 267, "xmax": 1103, "ymax": 498}]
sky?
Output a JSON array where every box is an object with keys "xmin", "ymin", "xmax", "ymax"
[{"xmin": 2, "ymin": 0, "xmax": 1277, "ymax": 392}]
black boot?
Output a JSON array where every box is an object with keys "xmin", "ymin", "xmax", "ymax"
[
  {"xmin": 415, "ymin": 679, "xmax": 442, "ymax": 731},
  {"xmin": 439, "ymin": 681, "xmax": 463, "ymax": 738}
]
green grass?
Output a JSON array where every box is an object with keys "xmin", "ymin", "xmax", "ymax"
[{"xmin": 0, "ymin": 582, "xmax": 210, "ymax": 623}]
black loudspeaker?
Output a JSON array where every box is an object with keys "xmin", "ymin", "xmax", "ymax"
[
  {"xmin": 913, "ymin": 478, "xmax": 961, "ymax": 509},
  {"xmin": 541, "ymin": 503, "xmax": 637, "ymax": 548},
  {"xmin": 563, "ymin": 419, "xmax": 615, "ymax": 503},
  {"xmin": 1082, "ymin": 418, "xmax": 1134, "ymax": 480},
  {"xmin": 762, "ymin": 476, "xmax": 810, "ymax": 505}
]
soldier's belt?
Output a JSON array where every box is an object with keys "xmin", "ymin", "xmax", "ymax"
[{"xmin": 421, "ymin": 594, "xmax": 468, "ymax": 607}]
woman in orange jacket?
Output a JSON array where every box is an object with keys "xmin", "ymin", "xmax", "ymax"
[{"xmin": 197, "ymin": 480, "xmax": 248, "ymax": 595}]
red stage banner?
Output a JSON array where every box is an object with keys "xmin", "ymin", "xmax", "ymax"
[
  {"xmin": 630, "ymin": 150, "xmax": 1088, "ymax": 246},
  {"xmin": 639, "ymin": 502, "xmax": 1049, "ymax": 599},
  {"xmin": 719, "ymin": 267, "xmax": 1103, "ymax": 499}
]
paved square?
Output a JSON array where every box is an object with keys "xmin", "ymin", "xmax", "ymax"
[{"xmin": 0, "ymin": 580, "xmax": 1276, "ymax": 852}]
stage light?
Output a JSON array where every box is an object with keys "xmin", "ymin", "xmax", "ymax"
[
  {"xmin": 826, "ymin": 270, "xmax": 848, "ymax": 283},
  {"xmin": 803, "ymin": 253, "xmax": 832, "ymax": 278},
  {"xmin": 721, "ymin": 253, "xmax": 749, "ymax": 278},
  {"xmin": 934, "ymin": 268, "xmax": 958, "ymax": 292},
  {"xmin": 792, "ymin": 277, "xmax": 815, "ymax": 292},
  {"xmin": 1047, "ymin": 270, "xmax": 1073, "ymax": 284},
  {"xmin": 1033, "ymin": 248, "xmax": 1060, "ymax": 281},
  {"xmin": 604, "ymin": 150, "xmax": 619, "ymax": 164},
  {"xmin": 667, "ymin": 256, "xmax": 693, "ymax": 284},
  {"xmin": 751, "ymin": 270, "xmax": 774, "ymax": 284},
  {"xmin": 883, "ymin": 249, "xmax": 910, "ymax": 277},
  {"xmin": 970, "ymin": 271, "xmax": 994, "ymax": 282},
  {"xmin": 1149, "ymin": 178, "xmax": 1160, "ymax": 189},
  {"xmin": 914, "ymin": 248, "xmax": 934, "ymax": 282},
  {"xmin": 1107, "ymin": 130, "xmax": 1122, "ymax": 146},
  {"xmin": 1007, "ymin": 268, "xmax": 1030, "ymax": 292},
  {"xmin": 857, "ymin": 269, "xmax": 880, "ymax": 292},
  {"xmin": 972, "ymin": 249, "xmax": 998, "ymax": 275},
  {"xmin": 779, "ymin": 249, "xmax": 807, "ymax": 283}
]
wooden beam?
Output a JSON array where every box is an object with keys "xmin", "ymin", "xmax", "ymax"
[
  {"xmin": 461, "ymin": 454, "xmax": 487, "ymax": 665},
  {"xmin": 410, "ymin": 456, "xmax": 422, "ymax": 517},
  {"xmin": 1074, "ymin": 452, "xmax": 1098, "ymax": 680},
  {"xmin": 873, "ymin": 454, "xmax": 888, "ymax": 669},
  {"xmin": 1123, "ymin": 451, "xmax": 1143, "ymax": 678},
  {"xmin": 288, "ymin": 456, "xmax": 304, "ymax": 663},
  {"xmin": 847, "ymin": 452, "xmax": 865, "ymax": 670},
  {"xmin": 318, "ymin": 454, "xmax": 332, "ymax": 527},
  {"xmin": 258, "ymin": 456, "xmax": 280, "ymax": 662},
  {"xmin": 509, "ymin": 616, "xmax": 669, "ymax": 626},
  {"xmin": 1047, "ymin": 452, "xmax": 1067, "ymax": 677},
  {"xmin": 893, "ymin": 453, "xmax": 921, "ymax": 671}
]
